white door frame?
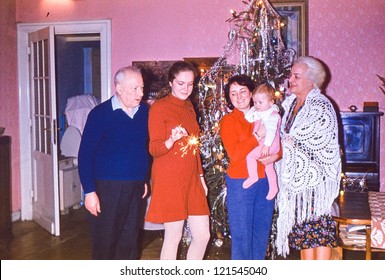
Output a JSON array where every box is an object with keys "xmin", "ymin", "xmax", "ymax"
[{"xmin": 17, "ymin": 20, "xmax": 111, "ymax": 220}]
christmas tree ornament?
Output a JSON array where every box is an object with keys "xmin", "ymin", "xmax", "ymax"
[{"xmin": 214, "ymin": 238, "xmax": 224, "ymax": 247}]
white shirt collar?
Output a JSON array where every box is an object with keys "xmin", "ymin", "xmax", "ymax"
[{"xmin": 111, "ymin": 95, "xmax": 140, "ymax": 118}]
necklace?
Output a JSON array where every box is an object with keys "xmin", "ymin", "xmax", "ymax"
[{"xmin": 284, "ymin": 98, "xmax": 305, "ymax": 133}]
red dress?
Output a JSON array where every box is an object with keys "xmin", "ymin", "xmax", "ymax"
[{"xmin": 145, "ymin": 94, "xmax": 209, "ymax": 223}]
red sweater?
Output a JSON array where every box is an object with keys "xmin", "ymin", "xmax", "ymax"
[{"xmin": 220, "ymin": 108, "xmax": 266, "ymax": 179}]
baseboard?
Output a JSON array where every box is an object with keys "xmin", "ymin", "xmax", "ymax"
[{"xmin": 11, "ymin": 210, "xmax": 21, "ymax": 222}]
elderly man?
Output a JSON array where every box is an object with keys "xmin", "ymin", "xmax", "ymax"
[{"xmin": 78, "ymin": 66, "xmax": 150, "ymax": 259}]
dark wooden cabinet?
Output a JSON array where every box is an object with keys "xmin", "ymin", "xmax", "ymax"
[
  {"xmin": 0, "ymin": 135, "xmax": 12, "ymax": 248},
  {"xmin": 340, "ymin": 112, "xmax": 384, "ymax": 192}
]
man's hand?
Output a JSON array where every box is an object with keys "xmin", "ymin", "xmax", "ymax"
[
  {"xmin": 84, "ymin": 192, "xmax": 101, "ymax": 216},
  {"xmin": 142, "ymin": 183, "xmax": 148, "ymax": 198}
]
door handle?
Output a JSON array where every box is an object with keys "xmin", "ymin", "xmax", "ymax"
[{"xmin": 43, "ymin": 127, "xmax": 61, "ymax": 131}]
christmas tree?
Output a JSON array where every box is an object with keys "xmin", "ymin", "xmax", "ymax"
[{"xmin": 197, "ymin": 0, "xmax": 295, "ymax": 255}]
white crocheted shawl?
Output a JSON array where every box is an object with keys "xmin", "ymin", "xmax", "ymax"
[{"xmin": 275, "ymin": 89, "xmax": 341, "ymax": 257}]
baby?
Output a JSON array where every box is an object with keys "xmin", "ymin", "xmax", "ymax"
[{"xmin": 243, "ymin": 84, "xmax": 281, "ymax": 200}]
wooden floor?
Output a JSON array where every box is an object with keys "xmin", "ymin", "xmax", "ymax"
[
  {"xmin": 0, "ymin": 207, "xmax": 231, "ymax": 260},
  {"xmin": 1, "ymin": 207, "xmax": 383, "ymax": 260}
]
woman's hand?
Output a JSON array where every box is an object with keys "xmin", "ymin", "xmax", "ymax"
[
  {"xmin": 165, "ymin": 125, "xmax": 188, "ymax": 149},
  {"xmin": 258, "ymin": 153, "xmax": 281, "ymax": 166},
  {"xmin": 200, "ymin": 176, "xmax": 208, "ymax": 196},
  {"xmin": 170, "ymin": 125, "xmax": 188, "ymax": 141}
]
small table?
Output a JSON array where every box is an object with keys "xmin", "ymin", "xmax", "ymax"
[{"xmin": 332, "ymin": 191, "xmax": 384, "ymax": 260}]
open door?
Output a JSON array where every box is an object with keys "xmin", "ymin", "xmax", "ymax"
[
  {"xmin": 28, "ymin": 27, "xmax": 60, "ymax": 236},
  {"xmin": 18, "ymin": 20, "xmax": 111, "ymax": 227}
]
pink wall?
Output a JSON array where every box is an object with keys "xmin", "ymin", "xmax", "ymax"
[
  {"xmin": 0, "ymin": 0, "xmax": 20, "ymax": 212},
  {"xmin": 309, "ymin": 0, "xmax": 385, "ymax": 110},
  {"xmin": 16, "ymin": 0, "xmax": 244, "ymax": 74},
  {"xmin": 5, "ymin": 0, "xmax": 385, "ymax": 212},
  {"xmin": 308, "ymin": 0, "xmax": 385, "ymax": 191}
]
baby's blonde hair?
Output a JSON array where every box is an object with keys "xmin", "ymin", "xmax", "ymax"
[{"xmin": 253, "ymin": 83, "xmax": 275, "ymax": 101}]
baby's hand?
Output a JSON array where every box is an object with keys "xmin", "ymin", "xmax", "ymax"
[
  {"xmin": 256, "ymin": 123, "xmax": 266, "ymax": 139},
  {"xmin": 260, "ymin": 145, "xmax": 270, "ymax": 158}
]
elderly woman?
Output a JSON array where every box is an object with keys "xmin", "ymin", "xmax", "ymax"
[{"xmin": 275, "ymin": 56, "xmax": 341, "ymax": 259}]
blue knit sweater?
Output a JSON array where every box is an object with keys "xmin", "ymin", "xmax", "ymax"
[{"xmin": 78, "ymin": 98, "xmax": 150, "ymax": 194}]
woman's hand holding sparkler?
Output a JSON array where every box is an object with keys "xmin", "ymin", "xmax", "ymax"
[{"xmin": 165, "ymin": 125, "xmax": 188, "ymax": 149}]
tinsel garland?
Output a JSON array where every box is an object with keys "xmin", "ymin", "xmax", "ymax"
[{"xmin": 341, "ymin": 173, "xmax": 368, "ymax": 193}]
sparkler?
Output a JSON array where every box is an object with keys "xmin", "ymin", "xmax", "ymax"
[{"xmin": 179, "ymin": 134, "xmax": 201, "ymax": 157}]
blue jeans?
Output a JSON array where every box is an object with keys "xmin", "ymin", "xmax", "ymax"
[{"xmin": 226, "ymin": 175, "xmax": 275, "ymax": 260}]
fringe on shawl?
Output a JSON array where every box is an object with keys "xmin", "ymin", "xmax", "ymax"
[{"xmin": 275, "ymin": 176, "xmax": 340, "ymax": 257}]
